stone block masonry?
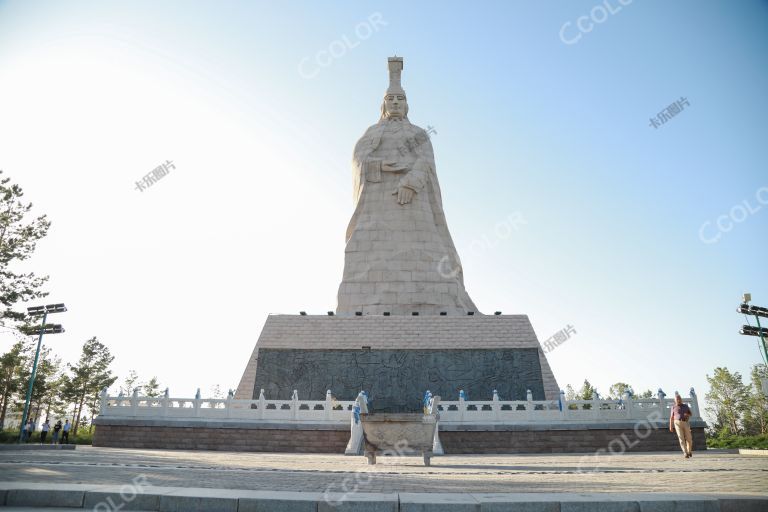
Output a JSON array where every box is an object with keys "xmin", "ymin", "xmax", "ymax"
[{"xmin": 93, "ymin": 418, "xmax": 706, "ymax": 454}]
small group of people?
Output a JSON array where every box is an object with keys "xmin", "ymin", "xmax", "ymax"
[{"xmin": 21, "ymin": 418, "xmax": 71, "ymax": 444}]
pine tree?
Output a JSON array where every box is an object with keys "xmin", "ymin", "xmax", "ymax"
[
  {"xmin": 64, "ymin": 337, "xmax": 117, "ymax": 434},
  {"xmin": 142, "ymin": 377, "xmax": 162, "ymax": 397},
  {"xmin": 119, "ymin": 370, "xmax": 141, "ymax": 396},
  {"xmin": 0, "ymin": 342, "xmax": 25, "ymax": 428},
  {"xmin": 0, "ymin": 170, "xmax": 51, "ymax": 327},
  {"xmin": 578, "ymin": 379, "xmax": 597, "ymax": 400}
]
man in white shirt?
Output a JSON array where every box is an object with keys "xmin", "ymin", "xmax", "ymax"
[
  {"xmin": 40, "ymin": 420, "xmax": 50, "ymax": 444},
  {"xmin": 62, "ymin": 419, "xmax": 71, "ymax": 444}
]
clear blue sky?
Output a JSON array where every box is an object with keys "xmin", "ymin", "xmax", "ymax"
[{"xmin": 0, "ymin": 1, "xmax": 766, "ymax": 417}]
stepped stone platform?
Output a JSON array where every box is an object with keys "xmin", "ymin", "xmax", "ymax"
[
  {"xmin": 93, "ymin": 418, "xmax": 707, "ymax": 454},
  {"xmin": 0, "ymin": 447, "xmax": 766, "ymax": 511},
  {"xmin": 235, "ymin": 314, "xmax": 560, "ymax": 412}
]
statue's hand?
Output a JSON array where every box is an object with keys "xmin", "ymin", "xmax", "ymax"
[
  {"xmin": 382, "ymin": 160, "xmax": 407, "ymax": 172},
  {"xmin": 392, "ymin": 185, "xmax": 415, "ymax": 205}
]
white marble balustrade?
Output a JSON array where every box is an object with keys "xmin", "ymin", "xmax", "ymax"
[{"xmin": 98, "ymin": 387, "xmax": 700, "ymax": 425}]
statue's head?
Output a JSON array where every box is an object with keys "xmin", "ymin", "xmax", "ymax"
[
  {"xmin": 380, "ymin": 56, "xmax": 408, "ymax": 121},
  {"xmin": 381, "ymin": 93, "xmax": 408, "ymax": 120}
]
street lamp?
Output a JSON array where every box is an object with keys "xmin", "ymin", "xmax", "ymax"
[
  {"xmin": 18, "ymin": 303, "xmax": 66, "ymax": 442},
  {"xmin": 737, "ymin": 293, "xmax": 768, "ymax": 397}
]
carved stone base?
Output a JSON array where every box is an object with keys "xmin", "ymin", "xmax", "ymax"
[{"xmin": 235, "ymin": 314, "xmax": 561, "ymax": 412}]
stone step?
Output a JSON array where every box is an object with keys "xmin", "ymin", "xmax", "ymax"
[{"xmin": 0, "ymin": 484, "xmax": 765, "ymax": 511}]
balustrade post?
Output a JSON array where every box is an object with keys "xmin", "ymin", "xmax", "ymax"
[
  {"xmin": 492, "ymin": 389, "xmax": 500, "ymax": 421},
  {"xmin": 559, "ymin": 389, "xmax": 566, "ymax": 419},
  {"xmin": 292, "ymin": 389, "xmax": 299, "ymax": 420},
  {"xmin": 163, "ymin": 388, "xmax": 169, "ymax": 417},
  {"xmin": 657, "ymin": 388, "xmax": 666, "ymax": 418},
  {"xmin": 325, "ymin": 390, "xmax": 333, "ymax": 420},
  {"xmin": 623, "ymin": 390, "xmax": 633, "ymax": 419},
  {"xmin": 258, "ymin": 389, "xmax": 266, "ymax": 419},
  {"xmin": 526, "ymin": 389, "xmax": 533, "ymax": 420},
  {"xmin": 194, "ymin": 388, "xmax": 202, "ymax": 418},
  {"xmin": 226, "ymin": 389, "xmax": 234, "ymax": 419},
  {"xmin": 131, "ymin": 389, "xmax": 139, "ymax": 417},
  {"xmin": 99, "ymin": 388, "xmax": 108, "ymax": 415},
  {"xmin": 459, "ymin": 389, "xmax": 466, "ymax": 422},
  {"xmin": 592, "ymin": 392, "xmax": 600, "ymax": 419},
  {"xmin": 689, "ymin": 387, "xmax": 700, "ymax": 418}
]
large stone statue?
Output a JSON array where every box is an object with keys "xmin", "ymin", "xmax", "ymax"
[
  {"xmin": 337, "ymin": 57, "xmax": 478, "ymax": 316},
  {"xmin": 235, "ymin": 56, "xmax": 560, "ymax": 410}
]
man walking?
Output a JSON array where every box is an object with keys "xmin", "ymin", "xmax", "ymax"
[
  {"xmin": 669, "ymin": 393, "xmax": 694, "ymax": 458},
  {"xmin": 40, "ymin": 419, "xmax": 50, "ymax": 444},
  {"xmin": 52, "ymin": 420, "xmax": 62, "ymax": 444},
  {"xmin": 61, "ymin": 419, "xmax": 71, "ymax": 444},
  {"xmin": 21, "ymin": 420, "xmax": 32, "ymax": 442}
]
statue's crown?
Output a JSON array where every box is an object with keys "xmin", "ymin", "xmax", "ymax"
[{"xmin": 386, "ymin": 56, "xmax": 405, "ymax": 96}]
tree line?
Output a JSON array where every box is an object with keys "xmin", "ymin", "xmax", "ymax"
[
  {"xmin": 564, "ymin": 365, "xmax": 768, "ymax": 437},
  {"xmin": 563, "ymin": 380, "xmax": 656, "ymax": 402},
  {"xmin": 0, "ymin": 170, "xmax": 162, "ymax": 435},
  {"xmin": 705, "ymin": 365, "xmax": 767, "ymax": 437},
  {"xmin": 0, "ymin": 334, "xmax": 164, "ymax": 435}
]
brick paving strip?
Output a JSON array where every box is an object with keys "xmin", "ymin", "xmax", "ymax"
[{"xmin": 0, "ymin": 447, "xmax": 766, "ymax": 510}]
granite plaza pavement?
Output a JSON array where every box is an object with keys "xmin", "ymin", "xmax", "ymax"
[{"xmin": 0, "ymin": 446, "xmax": 766, "ymax": 510}]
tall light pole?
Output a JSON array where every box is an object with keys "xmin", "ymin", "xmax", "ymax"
[
  {"xmin": 18, "ymin": 303, "xmax": 66, "ymax": 442},
  {"xmin": 737, "ymin": 293, "xmax": 768, "ymax": 397}
]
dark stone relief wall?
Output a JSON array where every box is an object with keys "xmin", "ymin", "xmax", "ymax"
[{"xmin": 251, "ymin": 349, "xmax": 546, "ymax": 413}]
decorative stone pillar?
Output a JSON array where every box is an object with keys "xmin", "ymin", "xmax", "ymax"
[{"xmin": 689, "ymin": 387, "xmax": 700, "ymax": 418}]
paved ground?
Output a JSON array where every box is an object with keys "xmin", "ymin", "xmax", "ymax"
[{"xmin": 0, "ymin": 447, "xmax": 766, "ymax": 497}]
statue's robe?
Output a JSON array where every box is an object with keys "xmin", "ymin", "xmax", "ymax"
[{"xmin": 336, "ymin": 117, "xmax": 478, "ymax": 315}]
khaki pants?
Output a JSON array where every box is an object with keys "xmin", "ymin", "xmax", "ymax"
[{"xmin": 674, "ymin": 420, "xmax": 693, "ymax": 455}]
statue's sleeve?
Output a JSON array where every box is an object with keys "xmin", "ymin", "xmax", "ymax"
[
  {"xmin": 351, "ymin": 126, "xmax": 382, "ymax": 202},
  {"xmin": 398, "ymin": 128, "xmax": 433, "ymax": 192}
]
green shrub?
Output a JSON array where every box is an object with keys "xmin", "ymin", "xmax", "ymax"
[
  {"xmin": 0, "ymin": 428, "xmax": 93, "ymax": 445},
  {"xmin": 706, "ymin": 434, "xmax": 768, "ymax": 449}
]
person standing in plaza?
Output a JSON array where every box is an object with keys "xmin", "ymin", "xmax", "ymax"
[
  {"xmin": 40, "ymin": 419, "xmax": 50, "ymax": 444},
  {"xmin": 669, "ymin": 393, "xmax": 693, "ymax": 458},
  {"xmin": 52, "ymin": 420, "xmax": 62, "ymax": 444},
  {"xmin": 21, "ymin": 420, "xmax": 32, "ymax": 442},
  {"xmin": 61, "ymin": 419, "xmax": 71, "ymax": 444}
]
